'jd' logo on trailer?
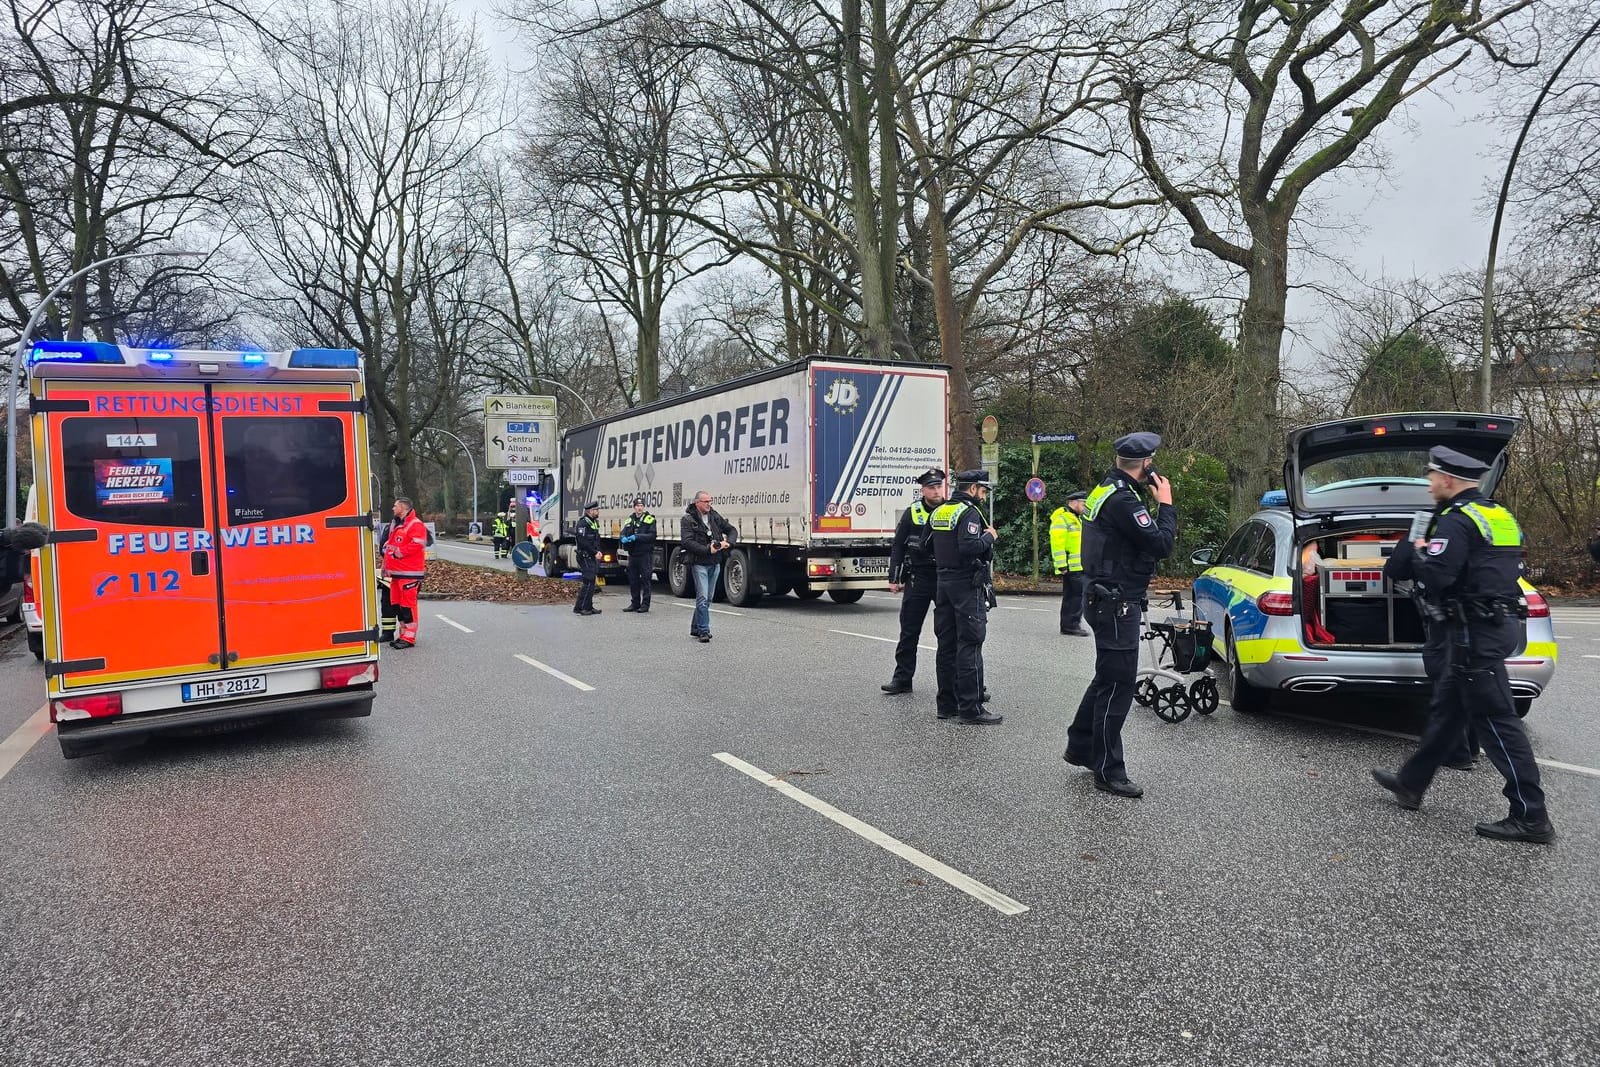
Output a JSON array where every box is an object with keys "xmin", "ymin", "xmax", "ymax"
[{"xmin": 823, "ymin": 377, "xmax": 859, "ymax": 413}]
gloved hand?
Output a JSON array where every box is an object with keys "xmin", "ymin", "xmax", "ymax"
[
  {"xmin": 0, "ymin": 522, "xmax": 49, "ymax": 551},
  {"xmin": 621, "ymin": 534, "xmax": 634, "ymax": 544}
]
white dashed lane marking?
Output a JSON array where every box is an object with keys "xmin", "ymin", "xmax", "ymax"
[
  {"xmin": 435, "ymin": 614, "xmax": 474, "ymax": 633},
  {"xmin": 829, "ymin": 629, "xmax": 935, "ymax": 652},
  {"xmin": 0, "ymin": 705, "xmax": 50, "ymax": 783},
  {"xmin": 514, "ymin": 654, "xmax": 595, "ymax": 692},
  {"xmin": 713, "ymin": 751, "xmax": 1029, "ymax": 916}
]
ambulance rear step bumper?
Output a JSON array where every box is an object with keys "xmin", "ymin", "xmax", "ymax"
[{"xmin": 56, "ymin": 688, "xmax": 374, "ymax": 759}]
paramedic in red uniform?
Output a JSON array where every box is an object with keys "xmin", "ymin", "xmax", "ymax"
[{"xmin": 384, "ymin": 497, "xmax": 428, "ymax": 649}]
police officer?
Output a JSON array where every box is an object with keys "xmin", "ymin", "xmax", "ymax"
[
  {"xmin": 1063, "ymin": 432, "xmax": 1176, "ymax": 797},
  {"xmin": 881, "ymin": 468, "xmax": 947, "ymax": 695},
  {"xmin": 1372, "ymin": 446, "xmax": 1555, "ymax": 844},
  {"xmin": 492, "ymin": 512, "xmax": 511, "ymax": 559},
  {"xmin": 620, "ymin": 497, "xmax": 657, "ymax": 613},
  {"xmin": 574, "ymin": 501, "xmax": 604, "ymax": 616},
  {"xmin": 1050, "ymin": 490, "xmax": 1088, "ymax": 636},
  {"xmin": 928, "ymin": 470, "xmax": 1001, "ymax": 724}
]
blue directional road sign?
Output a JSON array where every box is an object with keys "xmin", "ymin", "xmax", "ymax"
[{"xmin": 510, "ymin": 541, "xmax": 537, "ymax": 570}]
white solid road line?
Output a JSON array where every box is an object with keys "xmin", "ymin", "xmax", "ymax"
[
  {"xmin": 435, "ymin": 614, "xmax": 474, "ymax": 633},
  {"xmin": 514, "ymin": 654, "xmax": 596, "ymax": 692},
  {"xmin": 712, "ymin": 751, "xmax": 1029, "ymax": 917},
  {"xmin": 829, "ymin": 628, "xmax": 935, "ymax": 652},
  {"xmin": 670, "ymin": 602, "xmax": 745, "ymax": 617},
  {"xmin": 1274, "ymin": 712, "xmax": 1600, "ymax": 781},
  {"xmin": 0, "ymin": 705, "xmax": 51, "ymax": 783}
]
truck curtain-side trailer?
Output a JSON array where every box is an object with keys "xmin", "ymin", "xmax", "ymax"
[{"xmin": 556, "ymin": 357, "xmax": 949, "ymax": 607}]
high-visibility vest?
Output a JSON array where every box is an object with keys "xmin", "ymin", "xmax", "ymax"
[
  {"xmin": 1443, "ymin": 501, "xmax": 1523, "ymax": 547},
  {"xmin": 1049, "ymin": 507, "xmax": 1083, "ymax": 573}
]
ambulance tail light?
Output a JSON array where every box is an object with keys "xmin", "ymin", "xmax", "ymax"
[
  {"xmin": 21, "ymin": 570, "xmax": 33, "ymax": 613},
  {"xmin": 808, "ymin": 562, "xmax": 836, "ymax": 577},
  {"xmin": 1523, "ymin": 591, "xmax": 1550, "ymax": 619},
  {"xmin": 51, "ymin": 692, "xmax": 123, "ymax": 722},
  {"xmin": 1256, "ymin": 590, "xmax": 1295, "ymax": 616},
  {"xmin": 321, "ymin": 662, "xmax": 378, "ymax": 690}
]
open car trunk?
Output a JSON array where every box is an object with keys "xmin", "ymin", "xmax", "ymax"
[{"xmin": 1293, "ymin": 523, "xmax": 1426, "ymax": 650}]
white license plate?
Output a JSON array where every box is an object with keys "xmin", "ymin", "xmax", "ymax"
[{"xmin": 181, "ymin": 674, "xmax": 267, "ymax": 703}]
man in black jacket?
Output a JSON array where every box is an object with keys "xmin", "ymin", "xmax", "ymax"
[
  {"xmin": 1064, "ymin": 432, "xmax": 1177, "ymax": 798},
  {"xmin": 620, "ymin": 497, "xmax": 657, "ymax": 613},
  {"xmin": 929, "ymin": 470, "xmax": 1001, "ymax": 724},
  {"xmin": 882, "ymin": 468, "xmax": 946, "ymax": 695},
  {"xmin": 682, "ymin": 490, "xmax": 736, "ymax": 642},
  {"xmin": 574, "ymin": 501, "xmax": 603, "ymax": 616}
]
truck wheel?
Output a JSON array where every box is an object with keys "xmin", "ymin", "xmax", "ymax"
[
  {"xmin": 827, "ymin": 589, "xmax": 864, "ymax": 605},
  {"xmin": 722, "ymin": 548, "xmax": 765, "ymax": 607},
  {"xmin": 795, "ymin": 588, "xmax": 824, "ymax": 601},
  {"xmin": 668, "ymin": 547, "xmax": 693, "ymax": 598}
]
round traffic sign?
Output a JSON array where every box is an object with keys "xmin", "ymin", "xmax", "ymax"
[
  {"xmin": 510, "ymin": 540, "xmax": 537, "ymax": 570},
  {"xmin": 981, "ymin": 415, "xmax": 999, "ymax": 444},
  {"xmin": 1025, "ymin": 477, "xmax": 1046, "ymax": 502}
]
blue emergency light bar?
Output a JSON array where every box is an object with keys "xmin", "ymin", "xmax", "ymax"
[
  {"xmin": 1260, "ymin": 489, "xmax": 1288, "ymax": 507},
  {"xmin": 29, "ymin": 340, "xmax": 126, "ymax": 365},
  {"xmin": 27, "ymin": 340, "xmax": 361, "ymax": 371},
  {"xmin": 288, "ymin": 347, "xmax": 360, "ymax": 369}
]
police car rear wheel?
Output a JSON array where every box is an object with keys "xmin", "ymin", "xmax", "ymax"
[
  {"xmin": 1227, "ymin": 627, "xmax": 1268, "ymax": 714},
  {"xmin": 1515, "ymin": 697, "xmax": 1532, "ymax": 718}
]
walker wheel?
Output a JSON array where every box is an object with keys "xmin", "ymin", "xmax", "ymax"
[
  {"xmin": 1153, "ymin": 684, "xmax": 1191, "ymax": 723},
  {"xmin": 1134, "ymin": 677, "xmax": 1158, "ymax": 709},
  {"xmin": 1190, "ymin": 676, "xmax": 1220, "ymax": 715}
]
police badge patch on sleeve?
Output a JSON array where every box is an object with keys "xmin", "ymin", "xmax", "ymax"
[
  {"xmin": 1426, "ymin": 538, "xmax": 1449, "ymax": 555},
  {"xmin": 1135, "ymin": 511, "xmax": 1152, "ymax": 527},
  {"xmin": 966, "ymin": 522, "xmax": 980, "ymax": 535}
]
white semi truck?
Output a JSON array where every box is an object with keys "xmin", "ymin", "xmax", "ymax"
[{"xmin": 556, "ymin": 357, "xmax": 949, "ymax": 606}]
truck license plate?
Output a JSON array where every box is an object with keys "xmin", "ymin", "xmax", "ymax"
[{"xmin": 182, "ymin": 674, "xmax": 266, "ymax": 703}]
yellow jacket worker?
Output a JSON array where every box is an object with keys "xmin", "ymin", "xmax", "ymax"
[{"xmin": 1050, "ymin": 491, "xmax": 1087, "ymax": 635}]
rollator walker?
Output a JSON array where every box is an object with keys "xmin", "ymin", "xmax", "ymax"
[{"xmin": 1132, "ymin": 590, "xmax": 1219, "ymax": 722}]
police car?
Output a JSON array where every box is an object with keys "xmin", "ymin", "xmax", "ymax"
[{"xmin": 1191, "ymin": 413, "xmax": 1558, "ymax": 715}]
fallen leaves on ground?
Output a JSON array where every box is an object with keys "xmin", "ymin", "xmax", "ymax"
[{"xmin": 419, "ymin": 558, "xmax": 577, "ymax": 604}]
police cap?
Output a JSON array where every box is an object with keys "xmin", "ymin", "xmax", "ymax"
[
  {"xmin": 1065, "ymin": 490, "xmax": 1088, "ymax": 502},
  {"xmin": 1113, "ymin": 432, "xmax": 1161, "ymax": 459},
  {"xmin": 584, "ymin": 500, "xmax": 601, "ymax": 510},
  {"xmin": 954, "ymin": 468, "xmax": 992, "ymax": 487},
  {"xmin": 632, "ymin": 496, "xmax": 645, "ymax": 506},
  {"xmin": 1427, "ymin": 445, "xmax": 1489, "ymax": 481},
  {"xmin": 915, "ymin": 467, "xmax": 947, "ymax": 487}
]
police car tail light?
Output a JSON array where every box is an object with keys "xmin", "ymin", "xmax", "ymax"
[
  {"xmin": 322, "ymin": 662, "xmax": 378, "ymax": 689},
  {"xmin": 1523, "ymin": 591, "xmax": 1550, "ymax": 619},
  {"xmin": 1256, "ymin": 590, "xmax": 1295, "ymax": 616},
  {"xmin": 51, "ymin": 692, "xmax": 123, "ymax": 722},
  {"xmin": 808, "ymin": 562, "xmax": 836, "ymax": 577}
]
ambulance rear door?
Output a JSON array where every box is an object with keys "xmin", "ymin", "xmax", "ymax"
[
  {"xmin": 211, "ymin": 381, "xmax": 377, "ymax": 669},
  {"xmin": 34, "ymin": 379, "xmax": 226, "ymax": 691}
]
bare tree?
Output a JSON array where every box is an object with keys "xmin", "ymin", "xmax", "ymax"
[
  {"xmin": 236, "ymin": 0, "xmax": 500, "ymax": 502},
  {"xmin": 0, "ymin": 0, "xmax": 257, "ymax": 347},
  {"xmin": 1118, "ymin": 0, "xmax": 1536, "ymax": 514}
]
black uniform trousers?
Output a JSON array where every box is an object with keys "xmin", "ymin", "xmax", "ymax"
[
  {"xmin": 1400, "ymin": 619, "xmax": 1545, "ymax": 821},
  {"xmin": 628, "ymin": 549, "xmax": 652, "ymax": 608},
  {"xmin": 933, "ymin": 571, "xmax": 986, "ymax": 715},
  {"xmin": 1060, "ymin": 570, "xmax": 1085, "ymax": 631},
  {"xmin": 1421, "ymin": 623, "xmax": 1477, "ymax": 763},
  {"xmin": 576, "ymin": 558, "xmax": 598, "ymax": 613},
  {"xmin": 891, "ymin": 569, "xmax": 938, "ymax": 685},
  {"xmin": 1066, "ymin": 592, "xmax": 1142, "ymax": 782}
]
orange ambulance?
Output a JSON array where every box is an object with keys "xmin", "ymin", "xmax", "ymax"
[{"xmin": 27, "ymin": 341, "xmax": 381, "ymax": 757}]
